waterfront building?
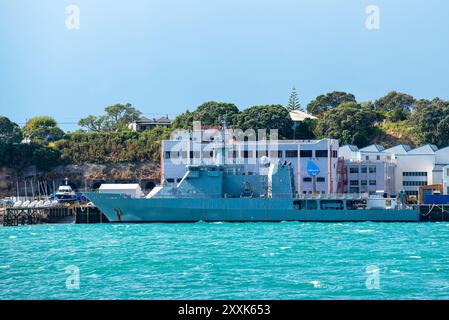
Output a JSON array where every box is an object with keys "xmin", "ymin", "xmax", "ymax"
[
  {"xmin": 341, "ymin": 143, "xmax": 449, "ymax": 197},
  {"xmin": 161, "ymin": 130, "xmax": 339, "ymax": 195},
  {"xmin": 443, "ymin": 165, "xmax": 449, "ymax": 195},
  {"xmin": 338, "ymin": 145, "xmax": 396, "ymax": 195},
  {"xmin": 394, "ymin": 145, "xmax": 449, "ymax": 197}
]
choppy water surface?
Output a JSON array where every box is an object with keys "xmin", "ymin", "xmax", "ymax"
[{"xmin": 1, "ymin": 222, "xmax": 449, "ymax": 299}]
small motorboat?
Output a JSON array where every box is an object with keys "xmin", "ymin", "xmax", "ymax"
[{"xmin": 55, "ymin": 185, "xmax": 77, "ymax": 202}]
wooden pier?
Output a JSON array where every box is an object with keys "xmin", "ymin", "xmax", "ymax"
[
  {"xmin": 1, "ymin": 206, "xmax": 73, "ymax": 226},
  {"xmin": 74, "ymin": 206, "xmax": 109, "ymax": 224},
  {"xmin": 419, "ymin": 204, "xmax": 449, "ymax": 222}
]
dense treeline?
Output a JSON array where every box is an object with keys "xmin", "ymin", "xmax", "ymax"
[
  {"xmin": 1, "ymin": 92, "xmax": 449, "ymax": 174},
  {"xmin": 173, "ymin": 91, "xmax": 449, "ymax": 148},
  {"xmin": 55, "ymin": 127, "xmax": 171, "ymax": 164}
]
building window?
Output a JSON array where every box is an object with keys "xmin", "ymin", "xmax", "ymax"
[
  {"xmin": 350, "ymin": 180, "xmax": 359, "ymax": 186},
  {"xmin": 300, "ymin": 150, "xmax": 313, "ymax": 158},
  {"xmin": 332, "ymin": 150, "xmax": 338, "ymax": 158},
  {"xmin": 403, "ymin": 172, "xmax": 427, "ymax": 177},
  {"xmin": 317, "ymin": 177, "xmax": 325, "ymax": 182},
  {"xmin": 257, "ymin": 150, "xmax": 268, "ymax": 158},
  {"xmin": 202, "ymin": 151, "xmax": 213, "ymax": 158},
  {"xmin": 316, "ymin": 150, "xmax": 328, "ymax": 158},
  {"xmin": 286, "ymin": 150, "xmax": 298, "ymax": 158},
  {"xmin": 361, "ymin": 180, "xmax": 367, "ymax": 186},
  {"xmin": 406, "ymin": 191, "xmax": 419, "ymax": 196},
  {"xmin": 269, "ymin": 150, "xmax": 283, "ymax": 158},
  {"xmin": 376, "ymin": 155, "xmax": 381, "ymax": 160},
  {"xmin": 403, "ymin": 181, "xmax": 428, "ymax": 187},
  {"xmin": 361, "ymin": 166, "xmax": 367, "ymax": 173},
  {"xmin": 350, "ymin": 187, "xmax": 359, "ymax": 193},
  {"xmin": 303, "ymin": 177, "xmax": 312, "ymax": 182},
  {"xmin": 165, "ymin": 151, "xmax": 171, "ymax": 159},
  {"xmin": 243, "ymin": 151, "xmax": 253, "ymax": 158},
  {"xmin": 349, "ymin": 167, "xmax": 359, "ymax": 174},
  {"xmin": 369, "ymin": 180, "xmax": 376, "ymax": 186},
  {"xmin": 366, "ymin": 156, "xmax": 369, "ymax": 160},
  {"xmin": 369, "ymin": 167, "xmax": 376, "ymax": 173}
]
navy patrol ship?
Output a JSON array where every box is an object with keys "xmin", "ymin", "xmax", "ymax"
[{"xmin": 85, "ymin": 153, "xmax": 419, "ymax": 222}]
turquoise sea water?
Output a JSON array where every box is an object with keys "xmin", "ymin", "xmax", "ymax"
[{"xmin": 1, "ymin": 222, "xmax": 449, "ymax": 300}]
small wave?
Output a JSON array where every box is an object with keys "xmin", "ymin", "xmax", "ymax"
[
  {"xmin": 390, "ymin": 269, "xmax": 400, "ymax": 273},
  {"xmin": 352, "ymin": 229, "xmax": 375, "ymax": 234},
  {"xmin": 0, "ymin": 265, "xmax": 10, "ymax": 269},
  {"xmin": 280, "ymin": 246, "xmax": 291, "ymax": 250},
  {"xmin": 8, "ymin": 236, "xmax": 17, "ymax": 239},
  {"xmin": 409, "ymin": 255, "xmax": 422, "ymax": 259},
  {"xmin": 309, "ymin": 280, "xmax": 322, "ymax": 288},
  {"xmin": 193, "ymin": 262, "xmax": 213, "ymax": 270}
]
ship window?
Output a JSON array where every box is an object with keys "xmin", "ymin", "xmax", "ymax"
[
  {"xmin": 320, "ymin": 200, "xmax": 344, "ymax": 210},
  {"xmin": 293, "ymin": 200, "xmax": 304, "ymax": 210},
  {"xmin": 317, "ymin": 177, "xmax": 325, "ymax": 182},
  {"xmin": 347, "ymin": 200, "xmax": 366, "ymax": 210},
  {"xmin": 306, "ymin": 200, "xmax": 318, "ymax": 210},
  {"xmin": 303, "ymin": 177, "xmax": 312, "ymax": 182},
  {"xmin": 167, "ymin": 178, "xmax": 175, "ymax": 183}
]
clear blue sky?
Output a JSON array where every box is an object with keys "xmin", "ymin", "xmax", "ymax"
[{"xmin": 1, "ymin": 0, "xmax": 449, "ymax": 131}]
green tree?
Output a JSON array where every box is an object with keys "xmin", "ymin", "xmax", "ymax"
[
  {"xmin": 315, "ymin": 102, "xmax": 381, "ymax": 146},
  {"xmin": 0, "ymin": 116, "xmax": 22, "ymax": 144},
  {"xmin": 307, "ymin": 91, "xmax": 356, "ymax": 115},
  {"xmin": 374, "ymin": 91, "xmax": 415, "ymax": 113},
  {"xmin": 236, "ymin": 105, "xmax": 294, "ymax": 139},
  {"xmin": 78, "ymin": 103, "xmax": 141, "ymax": 132},
  {"xmin": 293, "ymin": 118, "xmax": 317, "ymax": 140},
  {"xmin": 23, "ymin": 116, "xmax": 64, "ymax": 144},
  {"xmin": 374, "ymin": 91, "xmax": 415, "ymax": 122},
  {"xmin": 172, "ymin": 110, "xmax": 195, "ymax": 129},
  {"xmin": 172, "ymin": 101, "xmax": 240, "ymax": 129},
  {"xmin": 410, "ymin": 98, "xmax": 449, "ymax": 146},
  {"xmin": 287, "ymin": 87, "xmax": 302, "ymax": 111}
]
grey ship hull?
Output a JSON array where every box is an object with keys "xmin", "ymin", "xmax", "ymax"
[{"xmin": 85, "ymin": 193, "xmax": 420, "ymax": 222}]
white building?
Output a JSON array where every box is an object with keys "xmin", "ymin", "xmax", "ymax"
[
  {"xmin": 341, "ymin": 143, "xmax": 449, "ymax": 197},
  {"xmin": 338, "ymin": 144, "xmax": 397, "ymax": 195},
  {"xmin": 161, "ymin": 129, "xmax": 339, "ymax": 195},
  {"xmin": 443, "ymin": 165, "xmax": 449, "ymax": 195}
]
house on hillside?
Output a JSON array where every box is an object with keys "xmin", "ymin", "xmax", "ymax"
[{"xmin": 129, "ymin": 116, "xmax": 172, "ymax": 132}]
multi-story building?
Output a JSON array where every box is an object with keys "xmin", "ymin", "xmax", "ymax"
[
  {"xmin": 340, "ymin": 143, "xmax": 449, "ymax": 197},
  {"xmin": 338, "ymin": 144, "xmax": 397, "ymax": 195},
  {"xmin": 161, "ymin": 129, "xmax": 339, "ymax": 195}
]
